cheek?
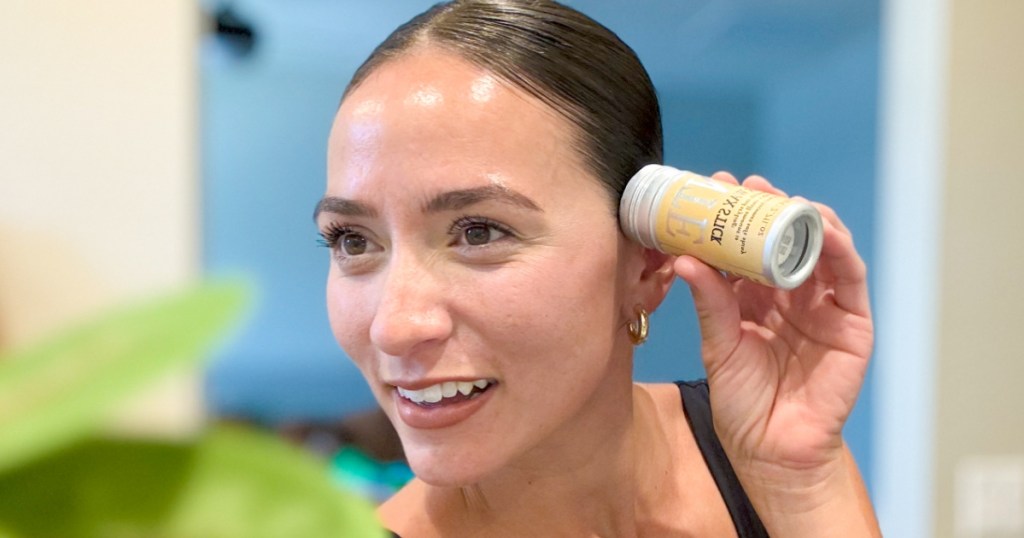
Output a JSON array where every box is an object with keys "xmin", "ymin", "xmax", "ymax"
[
  {"xmin": 459, "ymin": 246, "xmax": 624, "ymax": 365},
  {"xmin": 325, "ymin": 273, "xmax": 373, "ymax": 364}
]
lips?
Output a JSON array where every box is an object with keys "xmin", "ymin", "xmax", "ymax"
[{"xmin": 390, "ymin": 378, "xmax": 497, "ymax": 429}]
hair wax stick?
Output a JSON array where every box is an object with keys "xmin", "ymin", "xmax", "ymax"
[{"xmin": 620, "ymin": 164, "xmax": 823, "ymax": 289}]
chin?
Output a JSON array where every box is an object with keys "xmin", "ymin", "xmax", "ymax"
[{"xmin": 402, "ymin": 441, "xmax": 504, "ymax": 487}]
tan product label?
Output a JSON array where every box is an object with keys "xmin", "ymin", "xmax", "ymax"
[{"xmin": 652, "ymin": 172, "xmax": 791, "ymax": 285}]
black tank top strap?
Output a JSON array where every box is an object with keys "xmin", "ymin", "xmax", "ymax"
[{"xmin": 676, "ymin": 380, "xmax": 770, "ymax": 538}]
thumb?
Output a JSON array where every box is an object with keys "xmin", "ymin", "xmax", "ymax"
[{"xmin": 673, "ymin": 255, "xmax": 743, "ymax": 374}]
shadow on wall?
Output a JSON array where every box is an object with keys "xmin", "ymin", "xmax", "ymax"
[
  {"xmin": 0, "ymin": 224, "xmax": 213, "ymax": 437},
  {"xmin": 0, "ymin": 225, "xmax": 113, "ymax": 351}
]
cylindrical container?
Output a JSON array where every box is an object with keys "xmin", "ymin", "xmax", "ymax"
[{"xmin": 619, "ymin": 164, "xmax": 823, "ymax": 289}]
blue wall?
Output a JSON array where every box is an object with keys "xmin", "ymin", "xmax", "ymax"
[
  {"xmin": 201, "ymin": 1, "xmax": 878, "ymax": 483},
  {"xmin": 202, "ymin": 14, "xmax": 374, "ymax": 421}
]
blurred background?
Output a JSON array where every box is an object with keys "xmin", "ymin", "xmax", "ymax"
[{"xmin": 1, "ymin": 1, "xmax": 1021, "ymax": 536}]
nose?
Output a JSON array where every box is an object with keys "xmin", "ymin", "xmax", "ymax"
[{"xmin": 369, "ymin": 253, "xmax": 453, "ymax": 358}]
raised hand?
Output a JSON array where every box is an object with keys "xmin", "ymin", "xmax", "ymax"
[{"xmin": 673, "ymin": 172, "xmax": 878, "ymax": 536}]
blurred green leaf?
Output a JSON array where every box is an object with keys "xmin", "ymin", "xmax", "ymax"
[
  {"xmin": 0, "ymin": 281, "xmax": 249, "ymax": 474},
  {"xmin": 0, "ymin": 426, "xmax": 387, "ymax": 537}
]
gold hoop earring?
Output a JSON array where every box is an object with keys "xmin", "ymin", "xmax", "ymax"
[{"xmin": 627, "ymin": 306, "xmax": 649, "ymax": 345}]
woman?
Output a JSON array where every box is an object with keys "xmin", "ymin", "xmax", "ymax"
[{"xmin": 314, "ymin": 1, "xmax": 879, "ymax": 536}]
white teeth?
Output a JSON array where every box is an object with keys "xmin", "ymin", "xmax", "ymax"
[
  {"xmin": 397, "ymin": 379, "xmax": 492, "ymax": 404},
  {"xmin": 422, "ymin": 384, "xmax": 443, "ymax": 403}
]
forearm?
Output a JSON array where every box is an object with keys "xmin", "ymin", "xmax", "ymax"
[{"xmin": 740, "ymin": 444, "xmax": 881, "ymax": 538}]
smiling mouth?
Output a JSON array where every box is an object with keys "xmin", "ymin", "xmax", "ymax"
[{"xmin": 395, "ymin": 379, "xmax": 496, "ymax": 407}]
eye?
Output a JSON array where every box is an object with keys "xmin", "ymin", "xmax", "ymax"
[
  {"xmin": 318, "ymin": 224, "xmax": 380, "ymax": 258},
  {"xmin": 464, "ymin": 223, "xmax": 501, "ymax": 245},
  {"xmin": 451, "ymin": 217, "xmax": 513, "ymax": 247},
  {"xmin": 341, "ymin": 233, "xmax": 368, "ymax": 255}
]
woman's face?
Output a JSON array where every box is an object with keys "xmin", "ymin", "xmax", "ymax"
[{"xmin": 320, "ymin": 49, "xmax": 643, "ymax": 485}]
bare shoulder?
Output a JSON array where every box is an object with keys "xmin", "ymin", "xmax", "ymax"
[
  {"xmin": 378, "ymin": 479, "xmax": 437, "ymax": 537},
  {"xmin": 633, "ymin": 382, "xmax": 693, "ymax": 457},
  {"xmin": 636, "ymin": 381, "xmax": 685, "ymax": 410}
]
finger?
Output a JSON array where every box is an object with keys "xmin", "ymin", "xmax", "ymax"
[
  {"xmin": 724, "ymin": 271, "xmax": 744, "ymax": 286},
  {"xmin": 710, "ymin": 171, "xmax": 739, "ymax": 186},
  {"xmin": 818, "ymin": 219, "xmax": 870, "ymax": 317},
  {"xmin": 741, "ymin": 175, "xmax": 788, "ymax": 198},
  {"xmin": 811, "ymin": 201, "xmax": 851, "ymax": 236},
  {"xmin": 673, "ymin": 255, "xmax": 743, "ymax": 372}
]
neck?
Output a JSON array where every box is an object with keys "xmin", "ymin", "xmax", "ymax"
[{"xmin": 423, "ymin": 377, "xmax": 674, "ymax": 536}]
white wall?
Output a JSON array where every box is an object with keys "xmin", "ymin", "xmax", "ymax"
[
  {"xmin": 935, "ymin": 1, "xmax": 1024, "ymax": 536},
  {"xmin": 0, "ymin": 1, "xmax": 201, "ymax": 435},
  {"xmin": 876, "ymin": 0, "xmax": 1024, "ymax": 536}
]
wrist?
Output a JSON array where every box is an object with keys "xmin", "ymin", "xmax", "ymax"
[{"xmin": 736, "ymin": 448, "xmax": 881, "ymax": 538}]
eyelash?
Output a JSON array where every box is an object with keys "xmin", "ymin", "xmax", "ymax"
[
  {"xmin": 317, "ymin": 222, "xmax": 353, "ymax": 250},
  {"xmin": 448, "ymin": 216, "xmax": 515, "ymax": 243},
  {"xmin": 316, "ymin": 216, "xmax": 516, "ymax": 251}
]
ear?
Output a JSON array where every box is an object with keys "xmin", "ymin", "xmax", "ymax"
[
  {"xmin": 638, "ymin": 248, "xmax": 677, "ymax": 312},
  {"xmin": 622, "ymin": 240, "xmax": 676, "ymax": 314}
]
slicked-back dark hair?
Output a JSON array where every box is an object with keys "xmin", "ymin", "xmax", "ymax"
[{"xmin": 341, "ymin": 0, "xmax": 663, "ymax": 209}]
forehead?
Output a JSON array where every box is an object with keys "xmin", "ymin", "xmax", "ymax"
[{"xmin": 326, "ymin": 48, "xmax": 596, "ymax": 201}]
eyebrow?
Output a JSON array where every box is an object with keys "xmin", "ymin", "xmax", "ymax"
[
  {"xmin": 312, "ymin": 197, "xmax": 377, "ymax": 222},
  {"xmin": 422, "ymin": 185, "xmax": 541, "ymax": 213},
  {"xmin": 313, "ymin": 185, "xmax": 541, "ymax": 222}
]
